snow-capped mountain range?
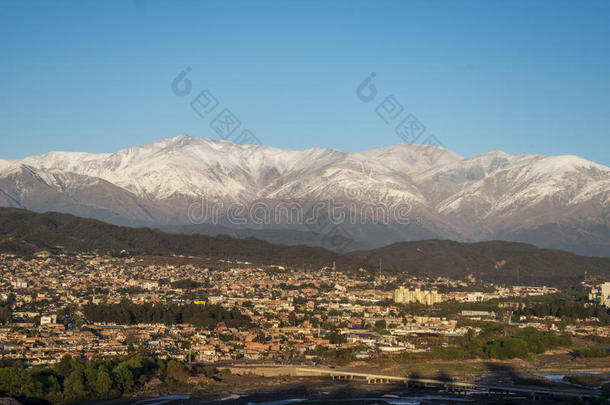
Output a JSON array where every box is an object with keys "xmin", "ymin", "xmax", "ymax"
[{"xmin": 1, "ymin": 135, "xmax": 608, "ymax": 256}]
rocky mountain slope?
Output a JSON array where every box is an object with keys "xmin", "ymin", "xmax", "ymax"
[{"xmin": 0, "ymin": 135, "xmax": 608, "ymax": 256}]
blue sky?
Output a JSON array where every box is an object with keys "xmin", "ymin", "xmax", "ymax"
[{"xmin": 1, "ymin": 0, "xmax": 609, "ymax": 165}]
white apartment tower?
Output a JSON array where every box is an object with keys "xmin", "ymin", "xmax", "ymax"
[{"xmin": 394, "ymin": 287, "xmax": 442, "ymax": 305}]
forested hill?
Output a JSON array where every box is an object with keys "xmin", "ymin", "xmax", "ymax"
[
  {"xmin": 1, "ymin": 208, "xmax": 608, "ymax": 287},
  {"xmin": 0, "ymin": 208, "xmax": 343, "ymax": 266},
  {"xmin": 349, "ymin": 239, "xmax": 610, "ymax": 287}
]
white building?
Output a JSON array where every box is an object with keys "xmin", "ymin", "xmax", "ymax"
[
  {"xmin": 11, "ymin": 280, "xmax": 28, "ymax": 289},
  {"xmin": 394, "ymin": 287, "xmax": 442, "ymax": 305},
  {"xmin": 589, "ymin": 282, "xmax": 610, "ymax": 307},
  {"xmin": 466, "ymin": 292, "xmax": 485, "ymax": 302},
  {"xmin": 40, "ymin": 314, "xmax": 57, "ymax": 325}
]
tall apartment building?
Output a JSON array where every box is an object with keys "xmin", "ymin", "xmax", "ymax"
[
  {"xmin": 589, "ymin": 282, "xmax": 610, "ymax": 307},
  {"xmin": 394, "ymin": 287, "xmax": 442, "ymax": 305}
]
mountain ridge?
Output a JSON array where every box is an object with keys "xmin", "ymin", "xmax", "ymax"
[
  {"xmin": 1, "ymin": 135, "xmax": 608, "ymax": 256},
  {"xmin": 0, "ymin": 208, "xmax": 608, "ymax": 287}
]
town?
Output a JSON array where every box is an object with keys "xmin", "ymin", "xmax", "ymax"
[{"xmin": 1, "ymin": 251, "xmax": 608, "ymax": 368}]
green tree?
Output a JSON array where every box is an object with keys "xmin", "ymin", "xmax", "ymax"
[
  {"xmin": 84, "ymin": 362, "xmax": 98, "ymax": 391},
  {"xmin": 288, "ymin": 311, "xmax": 298, "ymax": 326},
  {"xmin": 64, "ymin": 370, "xmax": 87, "ymax": 401},
  {"xmin": 113, "ymin": 365, "xmax": 135, "ymax": 393},
  {"xmin": 95, "ymin": 367, "xmax": 113, "ymax": 397},
  {"xmin": 0, "ymin": 366, "xmax": 41, "ymax": 398},
  {"xmin": 43, "ymin": 374, "xmax": 62, "ymax": 403},
  {"xmin": 166, "ymin": 360, "xmax": 189, "ymax": 382},
  {"xmin": 374, "ymin": 320, "xmax": 387, "ymax": 330},
  {"xmin": 329, "ymin": 330, "xmax": 346, "ymax": 344},
  {"xmin": 502, "ymin": 338, "xmax": 529, "ymax": 359},
  {"xmin": 53, "ymin": 354, "xmax": 74, "ymax": 378}
]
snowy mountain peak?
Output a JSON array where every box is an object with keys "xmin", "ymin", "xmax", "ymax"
[
  {"xmin": 3, "ymin": 135, "xmax": 609, "ymax": 201},
  {"xmin": 0, "ymin": 135, "xmax": 608, "ymax": 256},
  {"xmin": 0, "ymin": 159, "xmax": 14, "ymax": 171}
]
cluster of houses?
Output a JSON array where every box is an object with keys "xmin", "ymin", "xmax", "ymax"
[{"xmin": 0, "ymin": 252, "xmax": 606, "ymax": 367}]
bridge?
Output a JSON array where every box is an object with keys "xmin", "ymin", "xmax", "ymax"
[
  {"xmin": 294, "ymin": 367, "xmax": 600, "ymax": 401},
  {"xmin": 226, "ymin": 364, "xmax": 601, "ymax": 401}
]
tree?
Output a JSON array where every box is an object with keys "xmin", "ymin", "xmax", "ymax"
[
  {"xmin": 374, "ymin": 320, "xmax": 387, "ymax": 330},
  {"xmin": 95, "ymin": 367, "xmax": 113, "ymax": 397},
  {"xmin": 64, "ymin": 370, "xmax": 87, "ymax": 401},
  {"xmin": 0, "ymin": 365, "xmax": 41, "ymax": 398},
  {"xmin": 288, "ymin": 311, "xmax": 298, "ymax": 326},
  {"xmin": 84, "ymin": 362, "xmax": 98, "ymax": 391},
  {"xmin": 166, "ymin": 360, "xmax": 189, "ymax": 382},
  {"xmin": 54, "ymin": 354, "xmax": 73, "ymax": 378},
  {"xmin": 43, "ymin": 375, "xmax": 62, "ymax": 403},
  {"xmin": 328, "ymin": 309, "xmax": 341, "ymax": 317},
  {"xmin": 202, "ymin": 365, "xmax": 218, "ymax": 377},
  {"xmin": 112, "ymin": 366, "xmax": 135, "ymax": 393},
  {"xmin": 0, "ymin": 305, "xmax": 11, "ymax": 324},
  {"xmin": 329, "ymin": 331, "xmax": 346, "ymax": 344},
  {"xmin": 501, "ymin": 338, "xmax": 529, "ymax": 359}
]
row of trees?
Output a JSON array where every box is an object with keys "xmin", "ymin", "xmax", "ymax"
[
  {"xmin": 577, "ymin": 345, "xmax": 610, "ymax": 358},
  {"xmin": 0, "ymin": 352, "xmax": 221, "ymax": 404},
  {"xmin": 82, "ymin": 300, "xmax": 251, "ymax": 328},
  {"xmin": 479, "ymin": 328, "xmax": 571, "ymax": 359},
  {"xmin": 516, "ymin": 297, "xmax": 610, "ymax": 324},
  {"xmin": 305, "ymin": 345, "xmax": 364, "ymax": 364},
  {"xmin": 434, "ymin": 326, "xmax": 572, "ymax": 361}
]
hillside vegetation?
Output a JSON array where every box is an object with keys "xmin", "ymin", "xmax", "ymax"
[{"xmin": 1, "ymin": 208, "xmax": 608, "ymax": 287}]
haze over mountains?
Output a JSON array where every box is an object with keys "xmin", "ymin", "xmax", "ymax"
[{"xmin": 0, "ymin": 135, "xmax": 608, "ymax": 256}]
